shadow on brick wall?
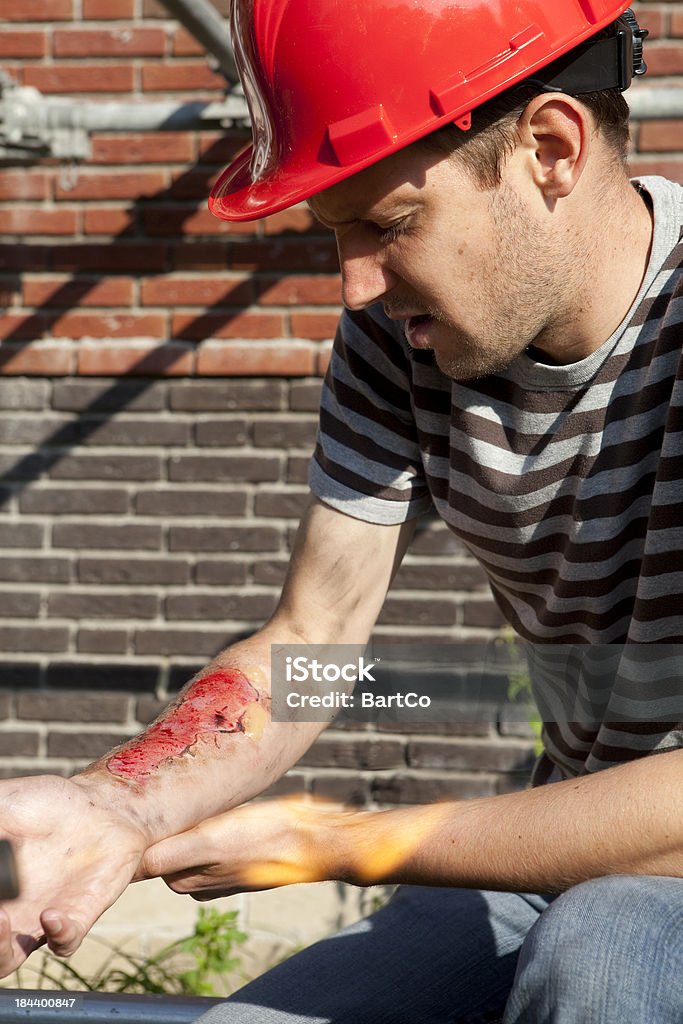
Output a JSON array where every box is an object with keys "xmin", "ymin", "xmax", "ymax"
[{"xmin": 0, "ymin": 136, "xmax": 336, "ymax": 505}]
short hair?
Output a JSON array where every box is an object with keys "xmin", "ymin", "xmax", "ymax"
[{"xmin": 424, "ymin": 25, "xmax": 631, "ymax": 189}]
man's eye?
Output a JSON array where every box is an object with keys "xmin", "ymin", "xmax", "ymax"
[{"xmin": 376, "ymin": 220, "xmax": 408, "ymax": 244}]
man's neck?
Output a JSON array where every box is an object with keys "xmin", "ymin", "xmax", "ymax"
[{"xmin": 531, "ymin": 176, "xmax": 655, "ymax": 366}]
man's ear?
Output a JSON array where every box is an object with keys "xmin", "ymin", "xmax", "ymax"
[{"xmin": 517, "ymin": 94, "xmax": 591, "ymax": 200}]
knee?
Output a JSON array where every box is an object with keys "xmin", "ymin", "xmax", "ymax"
[
  {"xmin": 524, "ymin": 874, "xmax": 683, "ymax": 969},
  {"xmin": 506, "ymin": 875, "xmax": 683, "ymax": 1022}
]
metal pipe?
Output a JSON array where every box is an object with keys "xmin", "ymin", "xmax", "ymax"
[
  {"xmin": 628, "ymin": 87, "xmax": 683, "ymax": 119},
  {"xmin": 32, "ymin": 87, "xmax": 683, "ymax": 135},
  {"xmin": 43, "ymin": 96, "xmax": 249, "ymax": 132},
  {"xmin": 155, "ymin": 0, "xmax": 238, "ymax": 83},
  {"xmin": 0, "ymin": 990, "xmax": 224, "ymax": 1023}
]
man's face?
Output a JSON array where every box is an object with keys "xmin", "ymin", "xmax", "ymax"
[{"xmin": 309, "ymin": 140, "xmax": 566, "ymax": 381}]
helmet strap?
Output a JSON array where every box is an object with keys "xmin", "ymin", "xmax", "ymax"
[{"xmin": 519, "ymin": 8, "xmax": 648, "ymax": 97}]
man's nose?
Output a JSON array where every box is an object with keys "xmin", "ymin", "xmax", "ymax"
[{"xmin": 337, "ymin": 239, "xmax": 398, "ymax": 311}]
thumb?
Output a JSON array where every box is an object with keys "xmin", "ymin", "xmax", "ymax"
[{"xmin": 134, "ymin": 831, "xmax": 202, "ymax": 882}]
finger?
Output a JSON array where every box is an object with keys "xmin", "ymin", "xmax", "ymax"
[
  {"xmin": 41, "ymin": 910, "xmax": 83, "ymax": 958},
  {"xmin": 0, "ymin": 909, "xmax": 17, "ymax": 976},
  {"xmin": 141, "ymin": 831, "xmax": 206, "ymax": 879}
]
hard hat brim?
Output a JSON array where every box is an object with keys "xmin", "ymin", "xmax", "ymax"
[{"xmin": 209, "ymin": 139, "xmax": 411, "ymax": 223}]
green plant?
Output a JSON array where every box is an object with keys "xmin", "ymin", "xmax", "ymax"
[
  {"xmin": 501, "ymin": 627, "xmax": 544, "ymax": 757},
  {"xmin": 9, "ymin": 907, "xmax": 248, "ymax": 997}
]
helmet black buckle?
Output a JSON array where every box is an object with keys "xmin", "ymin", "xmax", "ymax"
[{"xmin": 523, "ymin": 7, "xmax": 649, "ymax": 96}]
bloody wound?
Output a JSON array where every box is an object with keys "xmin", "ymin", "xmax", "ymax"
[{"xmin": 107, "ymin": 670, "xmax": 260, "ymax": 780}]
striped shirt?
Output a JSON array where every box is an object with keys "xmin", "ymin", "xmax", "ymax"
[{"xmin": 309, "ymin": 175, "xmax": 683, "ymax": 780}]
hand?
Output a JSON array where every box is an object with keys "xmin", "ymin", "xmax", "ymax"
[
  {"xmin": 140, "ymin": 798, "xmax": 348, "ymax": 900},
  {"xmin": 0, "ymin": 774, "xmax": 148, "ymax": 977}
]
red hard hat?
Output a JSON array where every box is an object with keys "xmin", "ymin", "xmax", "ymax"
[{"xmin": 210, "ymin": 0, "xmax": 634, "ymax": 223}]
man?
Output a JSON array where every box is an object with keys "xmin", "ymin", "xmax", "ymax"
[{"xmin": 1, "ymin": 1, "xmax": 682, "ymax": 1021}]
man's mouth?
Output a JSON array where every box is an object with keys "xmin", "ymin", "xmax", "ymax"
[{"xmin": 404, "ymin": 314, "xmax": 435, "ymax": 349}]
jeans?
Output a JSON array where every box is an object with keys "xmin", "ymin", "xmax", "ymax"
[{"xmin": 195, "ymin": 876, "xmax": 683, "ymax": 1023}]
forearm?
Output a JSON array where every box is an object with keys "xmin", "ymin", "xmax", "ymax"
[
  {"xmin": 325, "ymin": 750, "xmax": 683, "ymax": 894},
  {"xmin": 71, "ymin": 500, "xmax": 412, "ymax": 846},
  {"xmin": 73, "ymin": 624, "xmax": 323, "ymax": 845}
]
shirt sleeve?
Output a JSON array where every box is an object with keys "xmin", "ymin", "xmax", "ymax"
[{"xmin": 309, "ymin": 304, "xmax": 434, "ymax": 525}]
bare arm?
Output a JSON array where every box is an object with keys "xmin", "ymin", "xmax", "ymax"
[
  {"xmin": 0, "ymin": 496, "xmax": 415, "ymax": 973},
  {"xmin": 143, "ymin": 747, "xmax": 683, "ymax": 899},
  {"xmin": 76, "ymin": 496, "xmax": 415, "ymax": 837},
  {"xmin": 329, "ymin": 748, "xmax": 683, "ymax": 892}
]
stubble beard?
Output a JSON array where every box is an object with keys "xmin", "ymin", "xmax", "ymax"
[
  {"xmin": 423, "ymin": 304, "xmax": 535, "ymax": 383},
  {"xmin": 431, "ymin": 185, "xmax": 569, "ymax": 382}
]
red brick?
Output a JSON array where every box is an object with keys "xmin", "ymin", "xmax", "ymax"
[
  {"xmin": 52, "ymin": 243, "xmax": 166, "ymax": 273},
  {"xmin": 644, "ymin": 44, "xmax": 683, "ymax": 75},
  {"xmin": 54, "ymin": 171, "xmax": 166, "ymax": 200},
  {"xmin": 91, "ymin": 133, "xmax": 195, "ymax": 165},
  {"xmin": 0, "ymin": 245, "xmax": 48, "ymax": 271},
  {"xmin": 628, "ymin": 157, "xmax": 683, "ymax": 185},
  {"xmin": 0, "ymin": 314, "xmax": 47, "ymax": 341},
  {"xmin": 257, "ymin": 275, "xmax": 342, "ymax": 306},
  {"xmin": 143, "ymin": 0, "xmax": 228, "ymax": 16},
  {"xmin": 142, "ymin": 205, "xmax": 254, "ymax": 236},
  {"xmin": 23, "ymin": 276, "xmax": 135, "ymax": 307},
  {"xmin": 172, "ymin": 27, "xmax": 205, "ymax": 56},
  {"xmin": 82, "ymin": 0, "xmax": 134, "ymax": 16},
  {"xmin": 0, "ymin": 172, "xmax": 49, "ymax": 201},
  {"xmin": 172, "ymin": 311, "xmax": 284, "ymax": 340},
  {"xmin": 24, "ymin": 65, "xmax": 135, "ymax": 94},
  {"xmin": 195, "ymin": 131, "xmax": 247, "ymax": 164},
  {"xmin": 196, "ymin": 342, "xmax": 315, "ymax": 376},
  {"xmin": 0, "ymin": 30, "xmax": 47, "ymax": 58},
  {"xmin": 52, "ymin": 312, "xmax": 167, "ymax": 339},
  {"xmin": 0, "ymin": 208, "xmax": 78, "ymax": 236},
  {"xmin": 53, "ymin": 28, "xmax": 166, "ymax": 58},
  {"xmin": 290, "ymin": 312, "xmax": 340, "ymax": 340},
  {"xmin": 77, "ymin": 341, "xmax": 194, "ymax": 376},
  {"xmin": 635, "ymin": 8, "xmax": 665, "ymax": 39},
  {"xmin": 82, "ymin": 207, "xmax": 135, "ymax": 235},
  {"xmin": 171, "ymin": 243, "xmax": 227, "ymax": 270},
  {"xmin": 317, "ymin": 345, "xmax": 333, "ymax": 376},
  {"xmin": 0, "ymin": 343, "xmax": 74, "ymax": 376},
  {"xmin": 673, "ymin": 8, "xmax": 683, "ymax": 37},
  {"xmin": 168, "ymin": 168, "xmax": 221, "ymax": 200},
  {"xmin": 140, "ymin": 62, "xmax": 225, "ymax": 92},
  {"xmin": 0, "ymin": 278, "xmax": 20, "ymax": 306},
  {"xmin": 638, "ymin": 120, "xmax": 683, "ymax": 152},
  {"xmin": 229, "ymin": 238, "xmax": 339, "ymax": 272},
  {"xmin": 140, "ymin": 275, "xmax": 255, "ymax": 307},
  {"xmin": 2, "ymin": 0, "xmax": 72, "ymax": 20}
]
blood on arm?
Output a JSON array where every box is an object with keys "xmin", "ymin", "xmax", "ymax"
[{"xmin": 107, "ymin": 669, "xmax": 269, "ymax": 783}]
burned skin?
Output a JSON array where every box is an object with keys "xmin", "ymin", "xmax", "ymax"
[{"xmin": 107, "ymin": 670, "xmax": 269, "ymax": 782}]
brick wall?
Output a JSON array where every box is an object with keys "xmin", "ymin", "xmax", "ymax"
[{"xmin": 0, "ymin": 1, "xmax": 681, "ymax": 802}]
